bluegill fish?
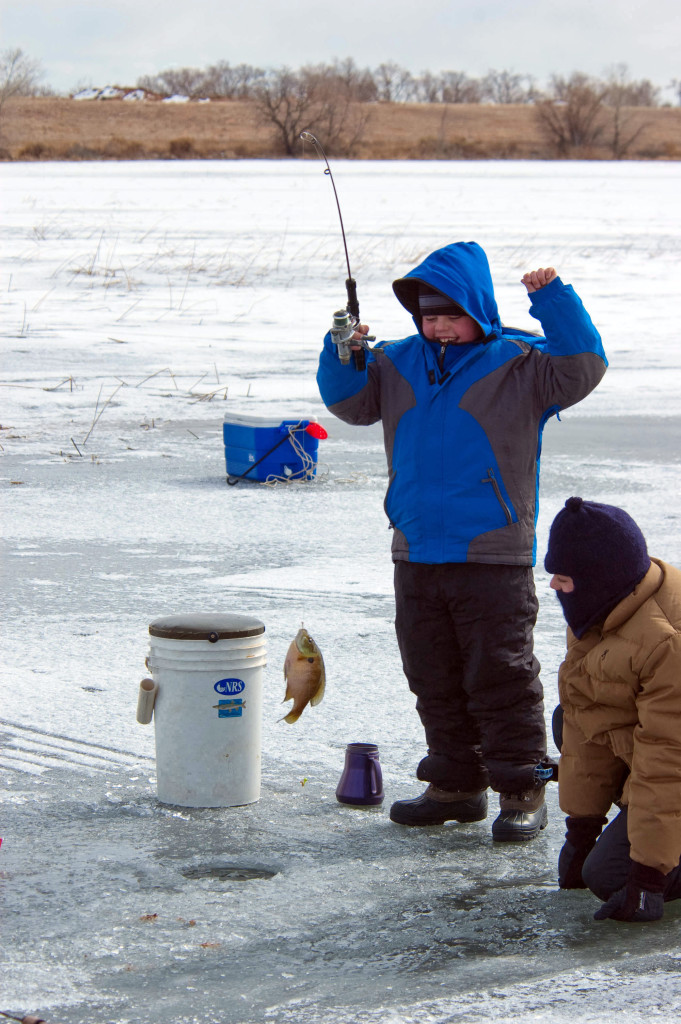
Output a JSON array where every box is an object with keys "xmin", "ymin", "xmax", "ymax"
[{"xmin": 281, "ymin": 626, "xmax": 326, "ymax": 724}]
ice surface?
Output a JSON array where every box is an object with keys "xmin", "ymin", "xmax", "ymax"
[{"xmin": 1, "ymin": 160, "xmax": 680, "ymax": 1023}]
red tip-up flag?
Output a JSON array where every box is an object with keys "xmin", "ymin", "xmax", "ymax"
[{"xmin": 305, "ymin": 423, "xmax": 328, "ymax": 440}]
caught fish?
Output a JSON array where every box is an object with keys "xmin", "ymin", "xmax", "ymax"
[{"xmin": 281, "ymin": 626, "xmax": 326, "ymax": 724}]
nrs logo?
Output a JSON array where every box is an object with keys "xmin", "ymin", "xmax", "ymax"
[{"xmin": 214, "ymin": 677, "xmax": 245, "ymax": 695}]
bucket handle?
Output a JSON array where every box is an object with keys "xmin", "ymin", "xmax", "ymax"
[{"xmin": 136, "ymin": 678, "xmax": 158, "ymax": 724}]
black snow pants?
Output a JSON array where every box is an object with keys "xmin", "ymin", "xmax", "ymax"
[
  {"xmin": 581, "ymin": 808, "xmax": 681, "ymax": 903},
  {"xmin": 394, "ymin": 561, "xmax": 547, "ymax": 794}
]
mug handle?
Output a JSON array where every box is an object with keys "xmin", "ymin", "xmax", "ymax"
[{"xmin": 368, "ymin": 758, "xmax": 381, "ymax": 796}]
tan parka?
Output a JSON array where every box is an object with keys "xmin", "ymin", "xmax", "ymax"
[{"xmin": 558, "ymin": 558, "xmax": 681, "ymax": 874}]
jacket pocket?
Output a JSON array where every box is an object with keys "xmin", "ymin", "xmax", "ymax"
[
  {"xmin": 607, "ymin": 727, "xmax": 634, "ymax": 768},
  {"xmin": 481, "ymin": 467, "xmax": 513, "ymax": 525}
]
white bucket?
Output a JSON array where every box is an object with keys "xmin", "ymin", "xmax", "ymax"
[{"xmin": 146, "ymin": 613, "xmax": 266, "ymax": 808}]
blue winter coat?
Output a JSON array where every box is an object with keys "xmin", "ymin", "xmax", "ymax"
[{"xmin": 317, "ymin": 242, "xmax": 607, "ymax": 566}]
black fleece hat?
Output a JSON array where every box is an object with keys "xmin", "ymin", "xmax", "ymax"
[
  {"xmin": 417, "ymin": 286, "xmax": 466, "ymax": 318},
  {"xmin": 392, "ymin": 279, "xmax": 466, "ymax": 320},
  {"xmin": 544, "ymin": 496, "xmax": 651, "ymax": 637}
]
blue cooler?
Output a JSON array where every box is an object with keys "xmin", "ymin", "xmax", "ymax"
[{"xmin": 223, "ymin": 414, "xmax": 320, "ymax": 482}]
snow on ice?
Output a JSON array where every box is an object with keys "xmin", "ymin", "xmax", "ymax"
[{"xmin": 1, "ymin": 158, "xmax": 681, "ymax": 1023}]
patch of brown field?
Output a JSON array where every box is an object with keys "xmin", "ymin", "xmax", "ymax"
[
  {"xmin": 357, "ymin": 103, "xmax": 551, "ymax": 158},
  {"xmin": 0, "ymin": 97, "xmax": 273, "ymax": 160},
  {"xmin": 1, "ymin": 97, "xmax": 680, "ymax": 161}
]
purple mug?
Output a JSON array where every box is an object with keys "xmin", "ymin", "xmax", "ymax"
[{"xmin": 336, "ymin": 742, "xmax": 384, "ymax": 806}]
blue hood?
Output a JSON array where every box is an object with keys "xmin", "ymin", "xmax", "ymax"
[{"xmin": 392, "ymin": 241, "xmax": 502, "ymax": 341}]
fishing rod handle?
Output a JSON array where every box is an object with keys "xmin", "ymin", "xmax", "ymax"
[
  {"xmin": 345, "ymin": 278, "xmax": 360, "ymax": 320},
  {"xmin": 344, "ymin": 279, "xmax": 365, "ymax": 369}
]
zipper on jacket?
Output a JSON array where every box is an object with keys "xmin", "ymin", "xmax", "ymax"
[{"xmin": 482, "ymin": 467, "xmax": 513, "ymax": 525}]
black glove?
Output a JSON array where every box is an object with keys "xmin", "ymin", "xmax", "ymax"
[
  {"xmin": 558, "ymin": 815, "xmax": 607, "ymax": 889},
  {"xmin": 594, "ymin": 860, "xmax": 667, "ymax": 922}
]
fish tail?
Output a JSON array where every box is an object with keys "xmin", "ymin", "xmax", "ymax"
[{"xmin": 281, "ymin": 708, "xmax": 302, "ymax": 725}]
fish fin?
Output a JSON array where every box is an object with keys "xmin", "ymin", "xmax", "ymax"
[
  {"xmin": 310, "ymin": 669, "xmax": 326, "ymax": 707},
  {"xmin": 282, "ymin": 681, "xmax": 293, "ymax": 703},
  {"xmin": 280, "ymin": 708, "xmax": 302, "ymax": 725}
]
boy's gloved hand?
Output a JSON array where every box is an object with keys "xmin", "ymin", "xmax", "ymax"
[
  {"xmin": 594, "ymin": 861, "xmax": 667, "ymax": 922},
  {"xmin": 558, "ymin": 815, "xmax": 607, "ymax": 889}
]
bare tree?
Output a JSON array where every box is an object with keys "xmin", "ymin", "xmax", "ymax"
[
  {"xmin": 326, "ymin": 58, "xmax": 377, "ymax": 102},
  {"xmin": 0, "ymin": 47, "xmax": 45, "ymax": 116},
  {"xmin": 374, "ymin": 61, "xmax": 415, "ymax": 103},
  {"xmin": 535, "ymin": 72, "xmax": 609, "ymax": 154},
  {"xmin": 603, "ymin": 64, "xmax": 655, "ymax": 158},
  {"xmin": 415, "ymin": 71, "xmax": 443, "ymax": 103},
  {"xmin": 254, "ymin": 65, "xmax": 370, "ymax": 156},
  {"xmin": 201, "ymin": 61, "xmax": 265, "ymax": 99},
  {"xmin": 482, "ymin": 69, "xmax": 534, "ymax": 103},
  {"xmin": 138, "ymin": 62, "xmax": 265, "ymax": 100},
  {"xmin": 413, "ymin": 70, "xmax": 482, "ymax": 104},
  {"xmin": 137, "ymin": 66, "xmax": 209, "ymax": 98},
  {"xmin": 604, "ymin": 64, "xmax": 659, "ymax": 107},
  {"xmin": 441, "ymin": 71, "xmax": 482, "ymax": 104}
]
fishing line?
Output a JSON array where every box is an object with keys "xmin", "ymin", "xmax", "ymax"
[
  {"xmin": 300, "ymin": 131, "xmax": 356, "ymax": 310},
  {"xmin": 300, "ymin": 131, "xmax": 368, "ymax": 372}
]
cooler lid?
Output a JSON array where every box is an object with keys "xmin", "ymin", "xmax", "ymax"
[
  {"xmin": 222, "ymin": 413, "xmax": 318, "ymax": 426},
  {"xmin": 149, "ymin": 612, "xmax": 265, "ymax": 641},
  {"xmin": 223, "ymin": 413, "xmax": 286, "ymax": 427}
]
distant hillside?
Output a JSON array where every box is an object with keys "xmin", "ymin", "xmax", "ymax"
[{"xmin": 1, "ymin": 97, "xmax": 680, "ymax": 161}]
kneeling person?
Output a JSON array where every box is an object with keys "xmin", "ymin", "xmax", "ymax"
[{"xmin": 546, "ymin": 497, "xmax": 681, "ymax": 922}]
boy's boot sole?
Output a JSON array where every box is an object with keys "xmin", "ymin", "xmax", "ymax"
[
  {"xmin": 389, "ymin": 788, "xmax": 488, "ymax": 826},
  {"xmin": 492, "ymin": 795, "xmax": 548, "ymax": 842}
]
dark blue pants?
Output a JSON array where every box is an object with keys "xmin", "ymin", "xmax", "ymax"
[{"xmin": 394, "ymin": 561, "xmax": 546, "ymax": 794}]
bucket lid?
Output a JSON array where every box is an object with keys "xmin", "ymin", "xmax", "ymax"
[{"xmin": 149, "ymin": 613, "xmax": 265, "ymax": 641}]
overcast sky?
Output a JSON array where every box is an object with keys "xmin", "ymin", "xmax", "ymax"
[{"xmin": 2, "ymin": 0, "xmax": 679, "ymax": 98}]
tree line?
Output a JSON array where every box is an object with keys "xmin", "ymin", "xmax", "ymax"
[
  {"xmin": 2, "ymin": 47, "xmax": 672, "ymax": 109},
  {"xmin": 137, "ymin": 58, "xmax": 666, "ymax": 108},
  {"xmin": 2, "ymin": 47, "xmax": 679, "ymax": 161},
  {"xmin": 137, "ymin": 59, "xmax": 676, "ymax": 159}
]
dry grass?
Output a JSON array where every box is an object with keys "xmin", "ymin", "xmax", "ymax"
[{"xmin": 1, "ymin": 97, "xmax": 680, "ymax": 161}]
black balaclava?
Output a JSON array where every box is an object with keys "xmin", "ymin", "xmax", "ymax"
[{"xmin": 544, "ymin": 496, "xmax": 651, "ymax": 638}]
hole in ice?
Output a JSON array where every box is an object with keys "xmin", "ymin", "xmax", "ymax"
[{"xmin": 181, "ymin": 863, "xmax": 277, "ymax": 881}]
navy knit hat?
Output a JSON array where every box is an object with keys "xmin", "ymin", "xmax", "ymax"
[{"xmin": 544, "ymin": 497, "xmax": 651, "ymax": 637}]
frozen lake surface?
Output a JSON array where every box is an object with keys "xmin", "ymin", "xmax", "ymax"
[{"xmin": 1, "ymin": 159, "xmax": 681, "ymax": 1023}]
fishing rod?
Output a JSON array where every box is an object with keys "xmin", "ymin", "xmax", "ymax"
[{"xmin": 300, "ymin": 131, "xmax": 372, "ymax": 371}]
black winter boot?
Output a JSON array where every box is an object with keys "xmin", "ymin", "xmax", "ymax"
[
  {"xmin": 492, "ymin": 787, "xmax": 547, "ymax": 842},
  {"xmin": 390, "ymin": 785, "xmax": 488, "ymax": 826}
]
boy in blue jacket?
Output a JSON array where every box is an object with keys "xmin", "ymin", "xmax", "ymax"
[{"xmin": 317, "ymin": 242, "xmax": 607, "ymax": 841}]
